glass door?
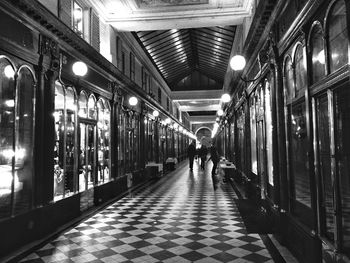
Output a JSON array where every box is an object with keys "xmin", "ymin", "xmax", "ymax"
[{"xmin": 79, "ymin": 122, "xmax": 96, "ymax": 211}]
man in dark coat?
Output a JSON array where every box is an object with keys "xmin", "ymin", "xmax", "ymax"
[
  {"xmin": 208, "ymin": 141, "xmax": 219, "ymax": 176},
  {"xmin": 187, "ymin": 140, "xmax": 196, "ymax": 171},
  {"xmin": 199, "ymin": 144, "xmax": 208, "ymax": 170}
]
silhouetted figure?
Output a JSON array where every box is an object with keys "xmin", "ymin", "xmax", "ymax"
[
  {"xmin": 199, "ymin": 145, "xmax": 208, "ymax": 170},
  {"xmin": 208, "ymin": 142, "xmax": 219, "ymax": 176},
  {"xmin": 187, "ymin": 140, "xmax": 196, "ymax": 171}
]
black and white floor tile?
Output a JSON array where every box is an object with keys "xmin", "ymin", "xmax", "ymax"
[{"xmin": 19, "ymin": 162, "xmax": 281, "ymax": 263}]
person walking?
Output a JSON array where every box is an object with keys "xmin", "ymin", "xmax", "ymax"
[
  {"xmin": 199, "ymin": 144, "xmax": 208, "ymax": 170},
  {"xmin": 187, "ymin": 140, "xmax": 196, "ymax": 171},
  {"xmin": 208, "ymin": 141, "xmax": 219, "ymax": 176}
]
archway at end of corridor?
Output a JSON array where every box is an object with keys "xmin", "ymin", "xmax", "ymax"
[{"xmin": 195, "ymin": 127, "xmax": 212, "ymax": 147}]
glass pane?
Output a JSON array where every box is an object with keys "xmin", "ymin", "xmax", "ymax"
[
  {"xmin": 73, "ymin": 1, "xmax": 83, "ymax": 36},
  {"xmin": 78, "ymin": 92, "xmax": 87, "ymax": 118},
  {"xmin": 328, "ymin": 1, "xmax": 348, "ymax": 73},
  {"xmin": 290, "ymin": 102, "xmax": 312, "ymax": 224},
  {"xmin": 0, "ymin": 59, "xmax": 15, "ymax": 218},
  {"xmin": 317, "ymin": 95, "xmax": 334, "ymax": 241},
  {"xmin": 88, "ymin": 95, "xmax": 96, "ymax": 119},
  {"xmin": 250, "ymin": 97, "xmax": 257, "ymax": 174},
  {"xmin": 14, "ymin": 67, "xmax": 35, "ymax": 215},
  {"xmin": 237, "ymin": 110, "xmax": 245, "ymax": 170},
  {"xmin": 79, "ymin": 123, "xmax": 86, "ymax": 191},
  {"xmin": 311, "ymin": 24, "xmax": 326, "ymax": 84},
  {"xmin": 86, "ymin": 124, "xmax": 95, "ymax": 189},
  {"xmin": 65, "ymin": 87, "xmax": 76, "ymax": 194},
  {"xmin": 295, "ymin": 45, "xmax": 307, "ymax": 97},
  {"xmin": 284, "ymin": 57, "xmax": 294, "ymax": 101},
  {"xmin": 133, "ymin": 114, "xmax": 139, "ymax": 169},
  {"xmin": 335, "ymin": 88, "xmax": 350, "ymax": 253},
  {"xmin": 117, "ymin": 107, "xmax": 125, "ymax": 177},
  {"xmin": 97, "ymin": 100, "xmax": 105, "ymax": 184},
  {"xmin": 265, "ymin": 82, "xmax": 273, "ymax": 186},
  {"xmin": 103, "ymin": 102, "xmax": 110, "ymax": 182},
  {"xmin": 53, "ymin": 82, "xmax": 65, "ymax": 200}
]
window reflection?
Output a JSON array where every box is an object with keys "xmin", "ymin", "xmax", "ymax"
[
  {"xmin": 73, "ymin": 1, "xmax": 83, "ymax": 36},
  {"xmin": 250, "ymin": 96, "xmax": 257, "ymax": 174},
  {"xmin": 311, "ymin": 24, "xmax": 326, "ymax": 83},
  {"xmin": 294, "ymin": 45, "xmax": 307, "ymax": 97},
  {"xmin": 284, "ymin": 56, "xmax": 294, "ymax": 102},
  {"xmin": 335, "ymin": 88, "xmax": 350, "ymax": 254},
  {"xmin": 13, "ymin": 66, "xmax": 35, "ymax": 215},
  {"xmin": 290, "ymin": 102, "xmax": 312, "ymax": 227},
  {"xmin": 0, "ymin": 58, "xmax": 16, "ymax": 219},
  {"xmin": 328, "ymin": 1, "xmax": 348, "ymax": 73},
  {"xmin": 53, "ymin": 84, "xmax": 77, "ymax": 201}
]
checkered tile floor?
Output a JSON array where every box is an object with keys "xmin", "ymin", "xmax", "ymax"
[{"xmin": 19, "ymin": 162, "xmax": 277, "ymax": 263}]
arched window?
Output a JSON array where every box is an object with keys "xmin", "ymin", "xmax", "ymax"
[
  {"xmin": 88, "ymin": 95, "xmax": 96, "ymax": 119},
  {"xmin": 294, "ymin": 44, "xmax": 307, "ymax": 97},
  {"xmin": 284, "ymin": 56, "xmax": 294, "ymax": 102},
  {"xmin": 97, "ymin": 99, "xmax": 110, "ymax": 184},
  {"xmin": 327, "ymin": 0, "xmax": 348, "ymax": 73},
  {"xmin": 0, "ymin": 57, "xmax": 16, "ymax": 219},
  {"xmin": 78, "ymin": 91, "xmax": 88, "ymax": 118},
  {"xmin": 53, "ymin": 84, "xmax": 77, "ymax": 200},
  {"xmin": 14, "ymin": 65, "xmax": 36, "ymax": 215},
  {"xmin": 310, "ymin": 23, "xmax": 326, "ymax": 83}
]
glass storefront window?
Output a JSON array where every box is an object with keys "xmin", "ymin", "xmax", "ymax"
[
  {"xmin": 290, "ymin": 102, "xmax": 312, "ymax": 226},
  {"xmin": 294, "ymin": 45, "xmax": 307, "ymax": 97},
  {"xmin": 13, "ymin": 66, "xmax": 35, "ymax": 215},
  {"xmin": 335, "ymin": 88, "xmax": 350, "ymax": 253},
  {"xmin": 133, "ymin": 114, "xmax": 139, "ymax": 169},
  {"xmin": 78, "ymin": 91, "xmax": 87, "ymax": 118},
  {"xmin": 316, "ymin": 94, "xmax": 334, "ymax": 241},
  {"xmin": 78, "ymin": 92, "xmax": 96, "ymax": 191},
  {"xmin": 328, "ymin": 1, "xmax": 348, "ymax": 73},
  {"xmin": 54, "ymin": 82, "xmax": 65, "ymax": 199},
  {"xmin": 117, "ymin": 106, "xmax": 125, "ymax": 177},
  {"xmin": 88, "ymin": 95, "xmax": 96, "ymax": 119},
  {"xmin": 97, "ymin": 99, "xmax": 110, "ymax": 184},
  {"xmin": 265, "ymin": 81, "xmax": 273, "ymax": 186},
  {"xmin": 0, "ymin": 58, "xmax": 15, "ymax": 219},
  {"xmin": 250, "ymin": 96, "xmax": 257, "ymax": 174},
  {"xmin": 310, "ymin": 24, "xmax": 326, "ymax": 84},
  {"xmin": 54, "ymin": 85, "xmax": 77, "ymax": 200},
  {"xmin": 284, "ymin": 56, "xmax": 294, "ymax": 102}
]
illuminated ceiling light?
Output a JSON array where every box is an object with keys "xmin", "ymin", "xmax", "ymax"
[
  {"xmin": 173, "ymin": 123, "xmax": 178, "ymax": 129},
  {"xmin": 5, "ymin": 100, "xmax": 15, "ymax": 107},
  {"xmin": 179, "ymin": 126, "xmax": 183, "ymax": 132},
  {"xmin": 230, "ymin": 55, "xmax": 246, "ymax": 71},
  {"xmin": 152, "ymin": 110, "xmax": 159, "ymax": 117},
  {"xmin": 217, "ymin": 109, "xmax": 224, "ymax": 116},
  {"xmin": 4, "ymin": 65, "xmax": 15, "ymax": 79},
  {"xmin": 128, "ymin": 96, "xmax": 138, "ymax": 106},
  {"xmin": 72, "ymin": 61, "xmax": 88, "ymax": 76},
  {"xmin": 165, "ymin": 118, "xmax": 171, "ymax": 124},
  {"xmin": 221, "ymin": 93, "xmax": 231, "ymax": 103}
]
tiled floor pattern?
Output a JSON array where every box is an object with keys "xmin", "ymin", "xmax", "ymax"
[{"xmin": 19, "ymin": 162, "xmax": 276, "ymax": 263}]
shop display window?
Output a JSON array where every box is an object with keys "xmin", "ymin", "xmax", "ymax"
[
  {"xmin": 0, "ymin": 58, "xmax": 16, "ymax": 219},
  {"xmin": 327, "ymin": 1, "xmax": 348, "ymax": 73},
  {"xmin": 265, "ymin": 81, "xmax": 273, "ymax": 187},
  {"xmin": 250, "ymin": 96, "xmax": 257, "ymax": 174},
  {"xmin": 289, "ymin": 102, "xmax": 312, "ymax": 226},
  {"xmin": 316, "ymin": 94, "xmax": 334, "ymax": 241},
  {"xmin": 284, "ymin": 56, "xmax": 294, "ymax": 102},
  {"xmin": 310, "ymin": 23, "xmax": 325, "ymax": 84},
  {"xmin": 53, "ymin": 83, "xmax": 77, "ymax": 200},
  {"xmin": 294, "ymin": 45, "xmax": 307, "ymax": 98},
  {"xmin": 97, "ymin": 99, "xmax": 110, "ymax": 185},
  {"xmin": 0, "ymin": 59, "xmax": 35, "ymax": 217},
  {"xmin": 335, "ymin": 88, "xmax": 350, "ymax": 254}
]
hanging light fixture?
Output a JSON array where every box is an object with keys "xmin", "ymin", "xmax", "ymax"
[
  {"xmin": 221, "ymin": 93, "xmax": 231, "ymax": 103},
  {"xmin": 72, "ymin": 61, "xmax": 88, "ymax": 76},
  {"xmin": 128, "ymin": 96, "xmax": 138, "ymax": 106}
]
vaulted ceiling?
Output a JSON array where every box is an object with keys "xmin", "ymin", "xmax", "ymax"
[{"xmin": 90, "ymin": 0, "xmax": 254, "ymax": 125}]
